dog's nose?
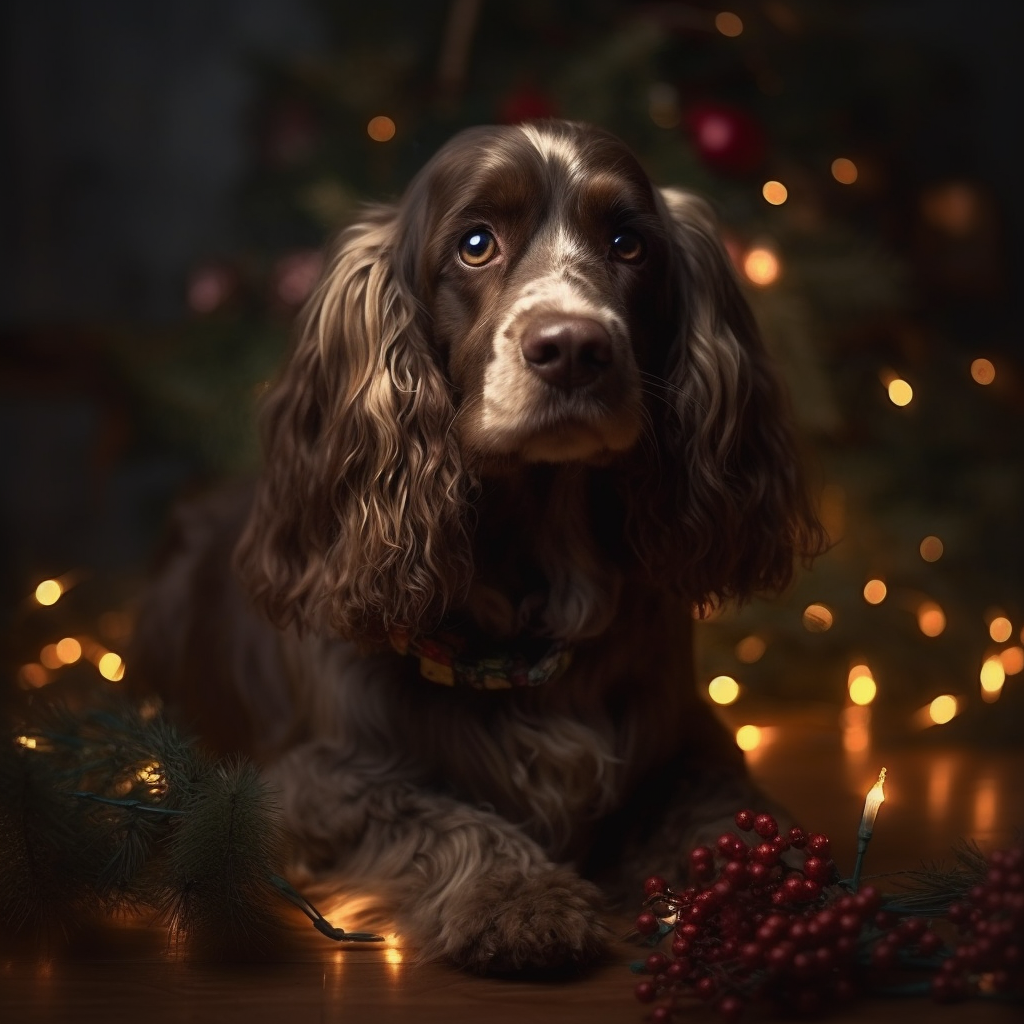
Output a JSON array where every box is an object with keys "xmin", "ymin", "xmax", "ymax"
[{"xmin": 520, "ymin": 318, "xmax": 614, "ymax": 390}]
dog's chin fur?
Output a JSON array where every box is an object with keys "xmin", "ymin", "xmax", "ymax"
[{"xmin": 131, "ymin": 119, "xmax": 827, "ymax": 972}]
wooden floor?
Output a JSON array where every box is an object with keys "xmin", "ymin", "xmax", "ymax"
[{"xmin": 2, "ymin": 704, "xmax": 1022, "ymax": 1024}]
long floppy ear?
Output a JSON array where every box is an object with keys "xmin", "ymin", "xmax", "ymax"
[
  {"xmin": 637, "ymin": 188, "xmax": 828, "ymax": 609},
  {"xmin": 235, "ymin": 206, "xmax": 473, "ymax": 642}
]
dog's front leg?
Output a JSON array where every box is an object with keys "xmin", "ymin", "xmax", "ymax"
[{"xmin": 267, "ymin": 741, "xmax": 607, "ymax": 973}]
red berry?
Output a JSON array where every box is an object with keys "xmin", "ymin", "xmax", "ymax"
[
  {"xmin": 931, "ymin": 974, "xmax": 965, "ymax": 1003},
  {"xmin": 645, "ymin": 952, "xmax": 669, "ymax": 974},
  {"xmin": 644, "ymin": 875, "xmax": 669, "ymax": 897},
  {"xmin": 713, "ymin": 880, "xmax": 735, "ymax": 904},
  {"xmin": 787, "ymin": 826, "xmax": 808, "ymax": 848},
  {"xmin": 783, "ymin": 876, "xmax": 805, "ymax": 900},
  {"xmin": 803, "ymin": 856, "xmax": 834, "ymax": 883},
  {"xmin": 747, "ymin": 862, "xmax": 769, "ymax": 885},
  {"xmin": 717, "ymin": 833, "xmax": 741, "ymax": 856},
  {"xmin": 696, "ymin": 976, "xmax": 716, "ymax": 1000},
  {"xmin": 771, "ymin": 834, "xmax": 791, "ymax": 853},
  {"xmin": 805, "ymin": 833, "xmax": 831, "ymax": 857},
  {"xmin": 871, "ymin": 942, "xmax": 896, "ymax": 969},
  {"xmin": 635, "ymin": 981, "xmax": 657, "ymax": 1003},
  {"xmin": 753, "ymin": 813, "xmax": 778, "ymax": 839},
  {"xmin": 671, "ymin": 938, "xmax": 689, "ymax": 957},
  {"xmin": 740, "ymin": 941, "xmax": 763, "ymax": 968},
  {"xmin": 918, "ymin": 930, "xmax": 943, "ymax": 956},
  {"xmin": 635, "ymin": 912, "xmax": 660, "ymax": 936},
  {"xmin": 752, "ymin": 842, "xmax": 779, "ymax": 866},
  {"xmin": 735, "ymin": 809, "xmax": 756, "ymax": 831},
  {"xmin": 838, "ymin": 912, "xmax": 861, "ymax": 936},
  {"xmin": 665, "ymin": 960, "xmax": 687, "ymax": 981},
  {"xmin": 722, "ymin": 860, "xmax": 748, "ymax": 887},
  {"xmin": 766, "ymin": 941, "xmax": 795, "ymax": 970},
  {"xmin": 718, "ymin": 995, "xmax": 744, "ymax": 1022},
  {"xmin": 855, "ymin": 885, "xmax": 882, "ymax": 913},
  {"xmin": 802, "ymin": 879, "xmax": 822, "ymax": 902},
  {"xmin": 651, "ymin": 1008, "xmax": 673, "ymax": 1024}
]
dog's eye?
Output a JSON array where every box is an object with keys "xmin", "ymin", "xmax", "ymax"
[
  {"xmin": 610, "ymin": 231, "xmax": 645, "ymax": 263},
  {"xmin": 459, "ymin": 229, "xmax": 498, "ymax": 267}
]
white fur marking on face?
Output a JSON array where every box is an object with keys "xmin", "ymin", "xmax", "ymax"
[
  {"xmin": 479, "ymin": 271, "xmax": 628, "ymax": 440},
  {"xmin": 519, "ymin": 124, "xmax": 585, "ymax": 182}
]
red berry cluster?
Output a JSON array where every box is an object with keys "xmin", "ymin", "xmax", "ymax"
[
  {"xmin": 633, "ymin": 810, "xmax": 873, "ymax": 1020},
  {"xmin": 932, "ymin": 844, "xmax": 1024, "ymax": 1002}
]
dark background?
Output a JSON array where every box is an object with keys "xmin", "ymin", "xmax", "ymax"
[{"xmin": 2, "ymin": 0, "xmax": 1021, "ymax": 731}]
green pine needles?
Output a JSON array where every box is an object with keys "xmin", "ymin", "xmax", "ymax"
[{"xmin": 0, "ymin": 701, "xmax": 285, "ymax": 953}]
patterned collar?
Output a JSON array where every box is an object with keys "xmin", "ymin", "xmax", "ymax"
[{"xmin": 388, "ymin": 624, "xmax": 573, "ymax": 690}]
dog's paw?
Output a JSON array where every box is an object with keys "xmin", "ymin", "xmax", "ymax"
[{"xmin": 439, "ymin": 866, "xmax": 607, "ymax": 975}]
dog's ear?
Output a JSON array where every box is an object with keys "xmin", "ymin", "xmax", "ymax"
[
  {"xmin": 634, "ymin": 188, "xmax": 827, "ymax": 610},
  {"xmin": 235, "ymin": 205, "xmax": 473, "ymax": 642}
]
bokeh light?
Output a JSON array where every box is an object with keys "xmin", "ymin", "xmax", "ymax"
[
  {"xmin": 848, "ymin": 666, "xmax": 877, "ymax": 706},
  {"xmin": 917, "ymin": 602, "xmax": 946, "ymax": 637},
  {"xmin": 762, "ymin": 180, "xmax": 788, "ymax": 205},
  {"xmin": 743, "ymin": 248, "xmax": 780, "ymax": 286},
  {"xmin": 831, "ymin": 157, "xmax": 858, "ymax": 184},
  {"xmin": 863, "ymin": 579, "xmax": 887, "ymax": 604},
  {"xmin": 802, "ymin": 603, "xmax": 834, "ymax": 632},
  {"xmin": 708, "ymin": 675, "xmax": 740, "ymax": 705},
  {"xmin": 1000, "ymin": 646, "xmax": 1024, "ymax": 676},
  {"xmin": 98, "ymin": 653, "xmax": 125, "ymax": 681},
  {"xmin": 988, "ymin": 616, "xmax": 1012, "ymax": 643},
  {"xmin": 367, "ymin": 115, "xmax": 396, "ymax": 142},
  {"xmin": 919, "ymin": 536, "xmax": 944, "ymax": 562},
  {"xmin": 715, "ymin": 11, "xmax": 744, "ymax": 36},
  {"xmin": 735, "ymin": 635, "xmax": 766, "ymax": 663},
  {"xmin": 971, "ymin": 358, "xmax": 996, "ymax": 385},
  {"xmin": 35, "ymin": 580, "xmax": 62, "ymax": 606},
  {"xmin": 55, "ymin": 637, "xmax": 82, "ymax": 664},
  {"xmin": 980, "ymin": 656, "xmax": 1006, "ymax": 703},
  {"xmin": 887, "ymin": 379, "xmax": 913, "ymax": 406},
  {"xmin": 928, "ymin": 694, "xmax": 958, "ymax": 725},
  {"xmin": 735, "ymin": 725, "xmax": 762, "ymax": 751}
]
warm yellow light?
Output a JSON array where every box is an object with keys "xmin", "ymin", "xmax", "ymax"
[
  {"xmin": 917, "ymin": 602, "xmax": 946, "ymax": 637},
  {"xmin": 859, "ymin": 767, "xmax": 886, "ymax": 833},
  {"xmin": 863, "ymin": 579, "xmax": 887, "ymax": 605},
  {"xmin": 929, "ymin": 694, "xmax": 958, "ymax": 725},
  {"xmin": 831, "ymin": 157, "xmax": 858, "ymax": 184},
  {"xmin": 35, "ymin": 579, "xmax": 63, "ymax": 606},
  {"xmin": 849, "ymin": 674, "xmax": 877, "ymax": 706},
  {"xmin": 55, "ymin": 637, "xmax": 82, "ymax": 664},
  {"xmin": 980, "ymin": 656, "xmax": 1006, "ymax": 702},
  {"xmin": 98, "ymin": 653, "xmax": 125, "ymax": 681},
  {"xmin": 39, "ymin": 644, "xmax": 63, "ymax": 669},
  {"xmin": 841, "ymin": 705, "xmax": 871, "ymax": 753},
  {"xmin": 743, "ymin": 248, "xmax": 781, "ymax": 286},
  {"xmin": 384, "ymin": 946, "xmax": 404, "ymax": 966},
  {"xmin": 919, "ymin": 536, "xmax": 944, "ymax": 562},
  {"xmin": 971, "ymin": 358, "xmax": 996, "ymax": 385},
  {"xmin": 762, "ymin": 180, "xmax": 788, "ymax": 205},
  {"xmin": 848, "ymin": 663, "xmax": 872, "ymax": 683},
  {"xmin": 367, "ymin": 116, "xmax": 396, "ymax": 143},
  {"xmin": 708, "ymin": 675, "xmax": 740, "ymax": 705},
  {"xmin": 735, "ymin": 725, "xmax": 762, "ymax": 751},
  {"xmin": 18, "ymin": 663, "xmax": 49, "ymax": 689},
  {"xmin": 887, "ymin": 379, "xmax": 913, "ymax": 406},
  {"xmin": 715, "ymin": 11, "xmax": 744, "ymax": 36},
  {"xmin": 989, "ymin": 616, "xmax": 1012, "ymax": 643},
  {"xmin": 135, "ymin": 761, "xmax": 163, "ymax": 785},
  {"xmin": 16, "ymin": 735, "xmax": 38, "ymax": 749},
  {"xmin": 735, "ymin": 635, "xmax": 766, "ymax": 663},
  {"xmin": 802, "ymin": 603, "xmax": 834, "ymax": 632},
  {"xmin": 1000, "ymin": 646, "xmax": 1024, "ymax": 676}
]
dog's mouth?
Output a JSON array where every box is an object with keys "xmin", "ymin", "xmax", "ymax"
[{"xmin": 518, "ymin": 412, "xmax": 641, "ymax": 464}]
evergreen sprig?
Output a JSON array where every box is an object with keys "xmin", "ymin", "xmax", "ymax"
[{"xmin": 0, "ymin": 699, "xmax": 378, "ymax": 952}]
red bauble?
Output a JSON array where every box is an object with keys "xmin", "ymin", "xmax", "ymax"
[
  {"xmin": 498, "ymin": 86, "xmax": 557, "ymax": 124},
  {"xmin": 684, "ymin": 101, "xmax": 765, "ymax": 175}
]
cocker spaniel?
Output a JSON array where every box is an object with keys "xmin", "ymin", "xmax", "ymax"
[{"xmin": 133, "ymin": 120, "xmax": 826, "ymax": 972}]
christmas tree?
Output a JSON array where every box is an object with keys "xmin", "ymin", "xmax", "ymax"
[{"xmin": 7, "ymin": 0, "xmax": 1021, "ymax": 745}]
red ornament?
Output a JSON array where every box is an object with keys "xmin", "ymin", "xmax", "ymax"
[
  {"xmin": 498, "ymin": 86, "xmax": 557, "ymax": 124},
  {"xmin": 684, "ymin": 101, "xmax": 765, "ymax": 175}
]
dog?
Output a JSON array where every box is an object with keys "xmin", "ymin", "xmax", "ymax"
[{"xmin": 132, "ymin": 120, "xmax": 826, "ymax": 973}]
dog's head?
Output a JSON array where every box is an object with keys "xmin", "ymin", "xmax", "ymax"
[{"xmin": 236, "ymin": 120, "xmax": 826, "ymax": 640}]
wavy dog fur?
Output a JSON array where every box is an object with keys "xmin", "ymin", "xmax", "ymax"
[{"xmin": 134, "ymin": 121, "xmax": 826, "ymax": 973}]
